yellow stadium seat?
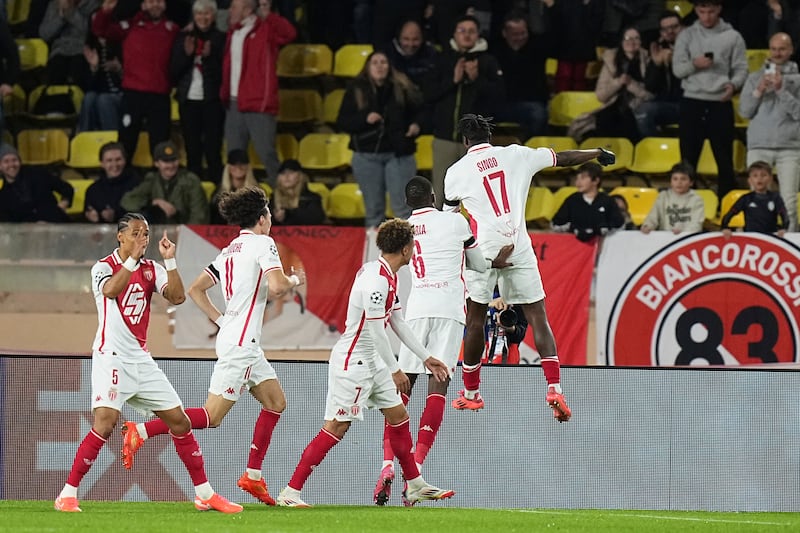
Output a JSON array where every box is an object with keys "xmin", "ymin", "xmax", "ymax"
[
  {"xmin": 278, "ymin": 89, "xmax": 322, "ymax": 123},
  {"xmin": 415, "ymin": 134, "xmax": 433, "ymax": 171},
  {"xmin": 746, "ymin": 49, "xmax": 770, "ymax": 73},
  {"xmin": 132, "ymin": 131, "xmax": 153, "ymax": 168},
  {"xmin": 328, "ymin": 182, "xmax": 366, "ymax": 219},
  {"xmin": 720, "ymin": 189, "xmax": 749, "ymax": 228},
  {"xmin": 16, "ymin": 38, "xmax": 48, "ymax": 71},
  {"xmin": 170, "ymin": 92, "xmax": 180, "ymax": 122},
  {"xmin": 16, "ymin": 129, "xmax": 69, "ymax": 165},
  {"xmin": 27, "ymin": 84, "xmax": 83, "ymax": 117},
  {"xmin": 694, "ymin": 188, "xmax": 719, "ymax": 221},
  {"xmin": 2, "ymin": 84, "xmax": 26, "ymax": 116},
  {"xmin": 66, "ymin": 130, "xmax": 119, "ymax": 169},
  {"xmin": 277, "ymin": 43, "xmax": 333, "ymax": 77},
  {"xmin": 200, "ymin": 181, "xmax": 216, "ymax": 201},
  {"xmin": 733, "ymin": 94, "xmax": 749, "ymax": 129},
  {"xmin": 525, "ymin": 186, "xmax": 555, "ymax": 225},
  {"xmin": 64, "ymin": 178, "xmax": 93, "ymax": 217},
  {"xmin": 525, "ymin": 136, "xmax": 577, "ymax": 174},
  {"xmin": 545, "ymin": 58, "xmax": 557, "ymax": 77},
  {"xmin": 322, "ymin": 89, "xmax": 345, "ymax": 124},
  {"xmin": 307, "ymin": 181, "xmax": 331, "ymax": 215},
  {"xmin": 7, "ymin": 0, "xmax": 32, "ymax": 26},
  {"xmin": 298, "ymin": 133, "xmax": 352, "ymax": 170},
  {"xmin": 579, "ymin": 137, "xmax": 635, "ymax": 173},
  {"xmin": 665, "ymin": 0, "xmax": 693, "ymax": 18},
  {"xmin": 696, "ymin": 139, "xmax": 747, "ymax": 176},
  {"xmin": 259, "ymin": 182, "xmax": 273, "ymax": 198},
  {"xmin": 333, "ymin": 44, "xmax": 373, "ymax": 78},
  {"xmin": 629, "ymin": 137, "xmax": 681, "ymax": 175},
  {"xmin": 550, "ymin": 186, "xmax": 578, "ymax": 219},
  {"xmin": 276, "ymin": 133, "xmax": 299, "ymax": 162},
  {"xmin": 609, "ymin": 186, "xmax": 659, "ymax": 226},
  {"xmin": 548, "ymin": 91, "xmax": 602, "ymax": 127}
]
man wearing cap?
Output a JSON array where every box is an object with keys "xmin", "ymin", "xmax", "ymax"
[
  {"xmin": 0, "ymin": 143, "xmax": 74, "ymax": 222},
  {"xmin": 120, "ymin": 140, "xmax": 209, "ymax": 224}
]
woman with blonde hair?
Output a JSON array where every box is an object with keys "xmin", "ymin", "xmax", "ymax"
[
  {"xmin": 337, "ymin": 50, "xmax": 424, "ymax": 228},
  {"xmin": 210, "ymin": 149, "xmax": 260, "ymax": 224},
  {"xmin": 270, "ymin": 159, "xmax": 326, "ymax": 226}
]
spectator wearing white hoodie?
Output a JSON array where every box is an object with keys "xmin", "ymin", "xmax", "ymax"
[{"xmin": 640, "ymin": 162, "xmax": 705, "ymax": 234}]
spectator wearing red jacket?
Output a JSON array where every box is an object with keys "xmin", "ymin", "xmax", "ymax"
[
  {"xmin": 92, "ymin": 0, "xmax": 179, "ymax": 161},
  {"xmin": 221, "ymin": 0, "xmax": 296, "ymax": 185}
]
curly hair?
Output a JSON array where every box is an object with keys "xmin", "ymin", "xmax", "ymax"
[
  {"xmin": 218, "ymin": 186, "xmax": 269, "ymax": 228},
  {"xmin": 458, "ymin": 114, "xmax": 493, "ymax": 144},
  {"xmin": 376, "ymin": 218, "xmax": 414, "ymax": 254}
]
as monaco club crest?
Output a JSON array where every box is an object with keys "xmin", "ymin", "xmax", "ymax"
[{"xmin": 606, "ymin": 233, "xmax": 800, "ymax": 366}]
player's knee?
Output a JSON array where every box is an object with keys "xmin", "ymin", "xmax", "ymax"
[
  {"xmin": 167, "ymin": 413, "xmax": 191, "ymax": 434},
  {"xmin": 267, "ymin": 396, "xmax": 286, "ymax": 413}
]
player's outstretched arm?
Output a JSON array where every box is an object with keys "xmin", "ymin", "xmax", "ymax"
[
  {"xmin": 556, "ymin": 147, "xmax": 615, "ymax": 167},
  {"xmin": 187, "ymin": 271, "xmax": 224, "ymax": 325}
]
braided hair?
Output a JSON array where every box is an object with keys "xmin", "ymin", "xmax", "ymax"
[{"xmin": 457, "ymin": 114, "xmax": 493, "ymax": 144}]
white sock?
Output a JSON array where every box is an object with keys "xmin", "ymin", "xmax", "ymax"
[
  {"xmin": 549, "ymin": 383, "xmax": 562, "ymax": 393},
  {"xmin": 406, "ymin": 475, "xmax": 425, "ymax": 490},
  {"xmin": 464, "ymin": 389, "xmax": 479, "ymax": 400},
  {"xmin": 246, "ymin": 468, "xmax": 261, "ymax": 480},
  {"xmin": 382, "ymin": 460, "xmax": 393, "ymax": 469},
  {"xmin": 136, "ymin": 423, "xmax": 148, "ymax": 440},
  {"xmin": 59, "ymin": 484, "xmax": 78, "ymax": 498},
  {"xmin": 283, "ymin": 486, "xmax": 302, "ymax": 497},
  {"xmin": 194, "ymin": 482, "xmax": 214, "ymax": 500}
]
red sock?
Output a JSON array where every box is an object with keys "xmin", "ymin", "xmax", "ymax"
[
  {"xmin": 288, "ymin": 429, "xmax": 340, "ymax": 491},
  {"xmin": 382, "ymin": 392, "xmax": 409, "ymax": 461},
  {"xmin": 541, "ymin": 356, "xmax": 560, "ymax": 385},
  {"xmin": 415, "ymin": 394, "xmax": 445, "ymax": 465},
  {"xmin": 145, "ymin": 407, "xmax": 210, "ymax": 437},
  {"xmin": 386, "ymin": 418, "xmax": 419, "ymax": 480},
  {"xmin": 66, "ymin": 430, "xmax": 106, "ymax": 487},
  {"xmin": 462, "ymin": 362, "xmax": 481, "ymax": 391},
  {"xmin": 171, "ymin": 430, "xmax": 208, "ymax": 486},
  {"xmin": 247, "ymin": 409, "xmax": 281, "ymax": 471}
]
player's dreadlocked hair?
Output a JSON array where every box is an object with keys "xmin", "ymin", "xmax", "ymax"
[
  {"xmin": 405, "ymin": 175, "xmax": 434, "ymax": 209},
  {"xmin": 458, "ymin": 114, "xmax": 493, "ymax": 144},
  {"xmin": 376, "ymin": 218, "xmax": 414, "ymax": 255},
  {"xmin": 117, "ymin": 212, "xmax": 147, "ymax": 233},
  {"xmin": 218, "ymin": 186, "xmax": 269, "ymax": 228}
]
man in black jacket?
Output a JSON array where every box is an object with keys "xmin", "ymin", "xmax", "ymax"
[
  {"xmin": 0, "ymin": 144, "xmax": 74, "ymax": 222},
  {"xmin": 84, "ymin": 142, "xmax": 140, "ymax": 223}
]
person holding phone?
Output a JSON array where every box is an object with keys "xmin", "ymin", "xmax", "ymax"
[
  {"xmin": 672, "ymin": 0, "xmax": 747, "ymax": 204},
  {"xmin": 739, "ymin": 32, "xmax": 800, "ymax": 231}
]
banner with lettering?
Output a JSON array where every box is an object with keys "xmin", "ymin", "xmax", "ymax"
[
  {"xmin": 174, "ymin": 225, "xmax": 367, "ymax": 350},
  {"xmin": 597, "ymin": 231, "xmax": 800, "ymax": 366}
]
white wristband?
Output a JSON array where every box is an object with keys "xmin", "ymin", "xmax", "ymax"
[
  {"xmin": 164, "ymin": 258, "xmax": 177, "ymax": 271},
  {"xmin": 289, "ymin": 274, "xmax": 300, "ymax": 287},
  {"xmin": 214, "ymin": 315, "xmax": 225, "ymax": 327},
  {"xmin": 122, "ymin": 257, "xmax": 138, "ymax": 272}
]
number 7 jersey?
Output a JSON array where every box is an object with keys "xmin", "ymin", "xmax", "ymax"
[{"xmin": 444, "ymin": 142, "xmax": 555, "ymax": 264}]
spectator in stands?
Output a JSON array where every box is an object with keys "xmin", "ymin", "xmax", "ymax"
[
  {"xmin": 78, "ymin": 30, "xmax": 123, "ymax": 132},
  {"xmin": 372, "ymin": 1, "xmax": 428, "ymax": 49},
  {"xmin": 723, "ymin": 0, "xmax": 788, "ymax": 49},
  {"xmin": 84, "ymin": 141, "xmax": 139, "ymax": 223},
  {"xmin": 739, "ymin": 32, "xmax": 800, "ymax": 232},
  {"xmin": 209, "ymin": 148, "xmax": 259, "ymax": 224},
  {"xmin": 640, "ymin": 161, "xmax": 705, "ymax": 234},
  {"xmin": 673, "ymin": 0, "xmax": 748, "ymax": 203},
  {"xmin": 721, "ymin": 160, "xmax": 788, "ymax": 237},
  {"xmin": 221, "ymin": 0, "xmax": 296, "ymax": 186},
  {"xmin": 543, "ymin": 0, "xmax": 604, "ymax": 93},
  {"xmin": 384, "ymin": 19, "xmax": 439, "ymax": 90},
  {"xmin": 337, "ymin": 50, "xmax": 423, "ymax": 228},
  {"xmin": 39, "ymin": 0, "xmax": 100, "ymax": 88},
  {"xmin": 637, "ymin": 10, "xmax": 684, "ymax": 137},
  {"xmin": 492, "ymin": 11, "xmax": 549, "ymax": 140},
  {"xmin": 0, "ymin": 18, "xmax": 20, "ymax": 140},
  {"xmin": 0, "ymin": 144, "xmax": 74, "ymax": 222},
  {"xmin": 92, "ymin": 0, "xmax": 180, "ymax": 162},
  {"xmin": 426, "ymin": 14, "xmax": 504, "ymax": 208},
  {"xmin": 269, "ymin": 159, "xmax": 326, "ymax": 226},
  {"xmin": 610, "ymin": 194, "xmax": 636, "ymax": 229},
  {"xmin": 551, "ymin": 162, "xmax": 625, "ymax": 242},
  {"xmin": 171, "ymin": 0, "xmax": 226, "ymax": 184},
  {"xmin": 120, "ymin": 140, "xmax": 209, "ymax": 224},
  {"xmin": 568, "ymin": 27, "xmax": 652, "ymax": 143},
  {"xmin": 601, "ymin": 0, "xmax": 662, "ymax": 48}
]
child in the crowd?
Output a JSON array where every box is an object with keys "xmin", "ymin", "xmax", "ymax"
[
  {"xmin": 551, "ymin": 162, "xmax": 624, "ymax": 242},
  {"xmin": 610, "ymin": 194, "xmax": 635, "ymax": 230},
  {"xmin": 640, "ymin": 162, "xmax": 705, "ymax": 234},
  {"xmin": 721, "ymin": 160, "xmax": 788, "ymax": 238}
]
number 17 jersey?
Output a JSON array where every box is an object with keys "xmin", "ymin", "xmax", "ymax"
[{"xmin": 444, "ymin": 142, "xmax": 555, "ymax": 264}]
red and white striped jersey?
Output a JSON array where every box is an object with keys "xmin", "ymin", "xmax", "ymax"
[
  {"xmin": 204, "ymin": 230, "xmax": 283, "ymax": 347},
  {"xmin": 91, "ymin": 250, "xmax": 168, "ymax": 361},
  {"xmin": 405, "ymin": 207, "xmax": 473, "ymax": 323},
  {"xmin": 330, "ymin": 257, "xmax": 401, "ymax": 370},
  {"xmin": 444, "ymin": 142, "xmax": 555, "ymax": 264}
]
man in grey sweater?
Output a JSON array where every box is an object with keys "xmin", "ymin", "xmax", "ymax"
[
  {"xmin": 672, "ymin": 0, "xmax": 747, "ymax": 204},
  {"xmin": 739, "ymin": 32, "xmax": 800, "ymax": 232}
]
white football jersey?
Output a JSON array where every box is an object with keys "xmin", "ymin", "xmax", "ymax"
[
  {"xmin": 329, "ymin": 257, "xmax": 401, "ymax": 371},
  {"xmin": 204, "ymin": 230, "xmax": 284, "ymax": 348},
  {"xmin": 91, "ymin": 250, "xmax": 169, "ymax": 362},
  {"xmin": 405, "ymin": 207, "xmax": 474, "ymax": 323},
  {"xmin": 444, "ymin": 142, "xmax": 555, "ymax": 263}
]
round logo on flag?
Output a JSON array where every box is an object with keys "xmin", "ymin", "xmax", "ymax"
[{"xmin": 606, "ymin": 233, "xmax": 800, "ymax": 366}]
